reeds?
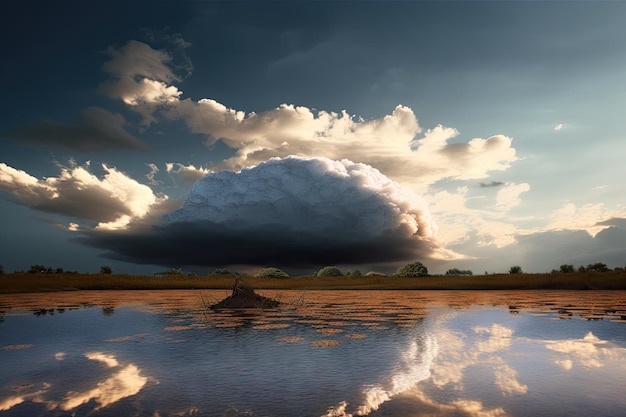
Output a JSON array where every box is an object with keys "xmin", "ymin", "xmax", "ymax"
[{"xmin": 1, "ymin": 271, "xmax": 625, "ymax": 293}]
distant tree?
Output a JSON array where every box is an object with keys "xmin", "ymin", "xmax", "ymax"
[
  {"xmin": 0, "ymin": 264, "xmax": 4, "ymax": 275},
  {"xmin": 346, "ymin": 269, "xmax": 362, "ymax": 277},
  {"xmin": 210, "ymin": 268, "xmax": 232, "ymax": 276},
  {"xmin": 365, "ymin": 271, "xmax": 386, "ymax": 277},
  {"xmin": 154, "ymin": 268, "xmax": 183, "ymax": 276},
  {"xmin": 577, "ymin": 265, "xmax": 587, "ymax": 273},
  {"xmin": 28, "ymin": 265, "xmax": 48, "ymax": 274},
  {"xmin": 586, "ymin": 262, "xmax": 610, "ymax": 272},
  {"xmin": 255, "ymin": 267, "xmax": 290, "ymax": 278},
  {"xmin": 394, "ymin": 261, "xmax": 428, "ymax": 277},
  {"xmin": 55, "ymin": 267, "xmax": 64, "ymax": 274},
  {"xmin": 509, "ymin": 266, "xmax": 523, "ymax": 274},
  {"xmin": 100, "ymin": 265, "xmax": 113, "ymax": 274},
  {"xmin": 445, "ymin": 268, "xmax": 473, "ymax": 276},
  {"xmin": 559, "ymin": 264, "xmax": 575, "ymax": 273},
  {"xmin": 316, "ymin": 266, "xmax": 342, "ymax": 277}
]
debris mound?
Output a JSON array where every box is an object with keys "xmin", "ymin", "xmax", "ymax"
[{"xmin": 210, "ymin": 278, "xmax": 280, "ymax": 309}]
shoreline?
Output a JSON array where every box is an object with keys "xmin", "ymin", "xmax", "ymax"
[{"xmin": 2, "ymin": 271, "xmax": 626, "ymax": 293}]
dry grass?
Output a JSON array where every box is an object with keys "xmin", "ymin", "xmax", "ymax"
[{"xmin": 1, "ymin": 270, "xmax": 625, "ymax": 293}]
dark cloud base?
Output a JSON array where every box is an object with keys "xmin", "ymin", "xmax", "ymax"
[{"xmin": 75, "ymin": 221, "xmax": 437, "ymax": 269}]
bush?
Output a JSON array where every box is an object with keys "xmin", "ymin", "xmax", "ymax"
[
  {"xmin": 210, "ymin": 268, "xmax": 233, "ymax": 276},
  {"xmin": 154, "ymin": 268, "xmax": 184, "ymax": 276},
  {"xmin": 394, "ymin": 261, "xmax": 428, "ymax": 277},
  {"xmin": 100, "ymin": 265, "xmax": 113, "ymax": 274},
  {"xmin": 255, "ymin": 267, "xmax": 290, "ymax": 278},
  {"xmin": 366, "ymin": 271, "xmax": 386, "ymax": 277},
  {"xmin": 509, "ymin": 266, "xmax": 523, "ymax": 274},
  {"xmin": 316, "ymin": 266, "xmax": 342, "ymax": 277},
  {"xmin": 559, "ymin": 264, "xmax": 575, "ymax": 273},
  {"xmin": 445, "ymin": 268, "xmax": 473, "ymax": 276},
  {"xmin": 345, "ymin": 269, "xmax": 362, "ymax": 277}
]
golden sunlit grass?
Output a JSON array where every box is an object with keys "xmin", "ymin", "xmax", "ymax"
[{"xmin": 1, "ymin": 270, "xmax": 625, "ymax": 293}]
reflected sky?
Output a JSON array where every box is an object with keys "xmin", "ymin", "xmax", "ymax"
[{"xmin": 1, "ymin": 290, "xmax": 625, "ymax": 417}]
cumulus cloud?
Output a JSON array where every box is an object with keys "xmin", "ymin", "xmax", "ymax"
[
  {"xmin": 169, "ymin": 100, "xmax": 518, "ymax": 189},
  {"xmin": 495, "ymin": 182, "xmax": 530, "ymax": 211},
  {"xmin": 78, "ymin": 156, "xmax": 459, "ymax": 268},
  {"xmin": 100, "ymin": 40, "xmax": 518, "ymax": 190},
  {"xmin": 554, "ymin": 123, "xmax": 564, "ymax": 131},
  {"xmin": 0, "ymin": 161, "xmax": 166, "ymax": 230},
  {"xmin": 165, "ymin": 162, "xmax": 211, "ymax": 184},
  {"xmin": 6, "ymin": 107, "xmax": 148, "ymax": 152},
  {"xmin": 98, "ymin": 40, "xmax": 183, "ymax": 125}
]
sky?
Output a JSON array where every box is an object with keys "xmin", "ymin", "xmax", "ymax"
[{"xmin": 1, "ymin": 1, "xmax": 626, "ymax": 276}]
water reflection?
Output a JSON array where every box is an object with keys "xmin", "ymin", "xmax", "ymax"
[
  {"xmin": 0, "ymin": 351, "xmax": 147, "ymax": 413},
  {"xmin": 0, "ymin": 290, "xmax": 625, "ymax": 417}
]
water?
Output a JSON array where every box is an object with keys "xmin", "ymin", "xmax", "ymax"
[{"xmin": 1, "ymin": 290, "xmax": 625, "ymax": 417}]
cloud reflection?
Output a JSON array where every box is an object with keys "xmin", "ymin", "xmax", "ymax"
[
  {"xmin": 546, "ymin": 332, "xmax": 626, "ymax": 370},
  {"xmin": 0, "ymin": 352, "xmax": 147, "ymax": 413},
  {"xmin": 322, "ymin": 334, "xmax": 438, "ymax": 416}
]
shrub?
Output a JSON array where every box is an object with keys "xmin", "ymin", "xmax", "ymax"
[
  {"xmin": 210, "ymin": 268, "xmax": 233, "ymax": 276},
  {"xmin": 559, "ymin": 264, "xmax": 575, "ymax": 273},
  {"xmin": 394, "ymin": 261, "xmax": 428, "ymax": 277},
  {"xmin": 28, "ymin": 265, "xmax": 49, "ymax": 274},
  {"xmin": 100, "ymin": 265, "xmax": 113, "ymax": 274},
  {"xmin": 366, "ymin": 271, "xmax": 386, "ymax": 276},
  {"xmin": 316, "ymin": 266, "xmax": 342, "ymax": 277},
  {"xmin": 255, "ymin": 267, "xmax": 290, "ymax": 278},
  {"xmin": 154, "ymin": 268, "xmax": 184, "ymax": 276},
  {"xmin": 345, "ymin": 269, "xmax": 362, "ymax": 277},
  {"xmin": 445, "ymin": 268, "xmax": 473, "ymax": 276},
  {"xmin": 509, "ymin": 266, "xmax": 523, "ymax": 274}
]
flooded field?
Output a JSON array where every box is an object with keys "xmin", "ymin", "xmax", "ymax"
[{"xmin": 1, "ymin": 290, "xmax": 625, "ymax": 417}]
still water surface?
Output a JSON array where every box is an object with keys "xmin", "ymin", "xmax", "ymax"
[{"xmin": 1, "ymin": 290, "xmax": 625, "ymax": 417}]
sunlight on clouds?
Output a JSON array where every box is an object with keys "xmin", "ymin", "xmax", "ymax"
[
  {"xmin": 0, "ymin": 162, "xmax": 166, "ymax": 230},
  {"xmin": 547, "ymin": 203, "xmax": 626, "ymax": 236},
  {"xmin": 427, "ymin": 187, "xmax": 521, "ymax": 248},
  {"xmin": 100, "ymin": 40, "xmax": 519, "ymax": 191},
  {"xmin": 165, "ymin": 162, "xmax": 212, "ymax": 184},
  {"xmin": 495, "ymin": 183, "xmax": 530, "ymax": 211},
  {"xmin": 554, "ymin": 123, "xmax": 564, "ymax": 131}
]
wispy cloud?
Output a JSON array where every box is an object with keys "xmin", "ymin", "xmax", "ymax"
[
  {"xmin": 5, "ymin": 107, "xmax": 148, "ymax": 153},
  {"xmin": 554, "ymin": 123, "xmax": 564, "ymax": 131}
]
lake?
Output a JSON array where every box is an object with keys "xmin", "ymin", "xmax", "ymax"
[{"xmin": 1, "ymin": 290, "xmax": 625, "ymax": 417}]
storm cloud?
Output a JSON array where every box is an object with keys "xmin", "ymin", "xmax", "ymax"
[
  {"xmin": 78, "ymin": 157, "xmax": 457, "ymax": 268},
  {"xmin": 6, "ymin": 107, "xmax": 148, "ymax": 153}
]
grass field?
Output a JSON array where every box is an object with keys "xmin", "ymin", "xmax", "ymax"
[{"xmin": 1, "ymin": 271, "xmax": 625, "ymax": 293}]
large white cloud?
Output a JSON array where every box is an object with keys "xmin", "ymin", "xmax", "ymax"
[
  {"xmin": 79, "ymin": 156, "xmax": 459, "ymax": 268},
  {"xmin": 0, "ymin": 161, "xmax": 166, "ymax": 230}
]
